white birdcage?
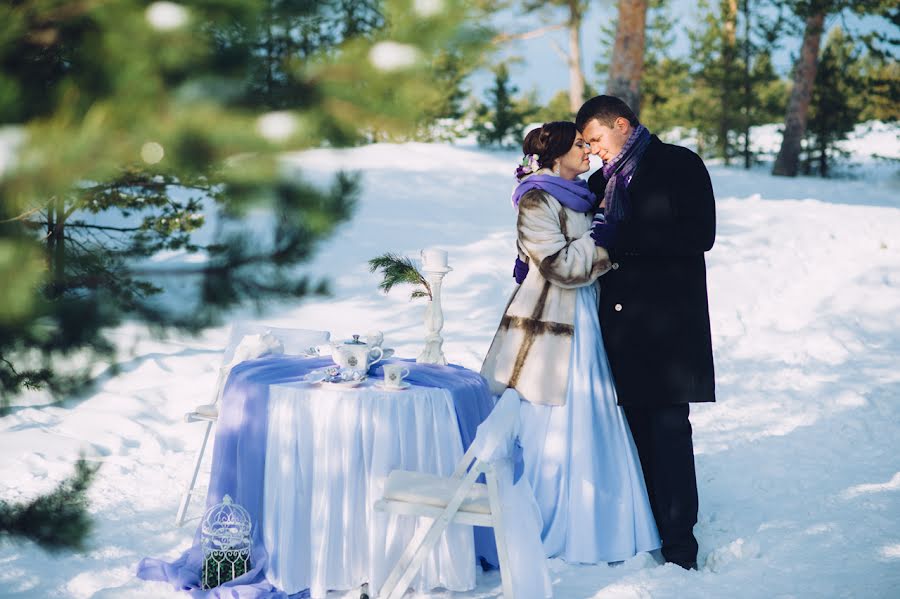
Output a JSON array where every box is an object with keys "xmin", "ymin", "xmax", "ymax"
[{"xmin": 200, "ymin": 494, "xmax": 252, "ymax": 589}]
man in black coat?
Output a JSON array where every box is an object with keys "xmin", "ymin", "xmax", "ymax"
[{"xmin": 576, "ymin": 95, "xmax": 716, "ymax": 570}]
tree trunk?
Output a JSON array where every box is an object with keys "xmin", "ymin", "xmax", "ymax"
[
  {"xmin": 741, "ymin": 0, "xmax": 752, "ymax": 169},
  {"xmin": 49, "ymin": 197, "xmax": 65, "ymax": 297},
  {"xmin": 566, "ymin": 0, "xmax": 584, "ymax": 114},
  {"xmin": 772, "ymin": 11, "xmax": 825, "ymax": 177},
  {"xmin": 720, "ymin": 0, "xmax": 738, "ymax": 165},
  {"xmin": 607, "ymin": 0, "xmax": 648, "ymax": 116}
]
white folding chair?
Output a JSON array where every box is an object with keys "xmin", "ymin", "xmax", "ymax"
[
  {"xmin": 174, "ymin": 323, "xmax": 330, "ymax": 527},
  {"xmin": 375, "ymin": 389, "xmax": 546, "ymax": 599}
]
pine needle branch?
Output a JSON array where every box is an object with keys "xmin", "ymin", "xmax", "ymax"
[
  {"xmin": 367, "ymin": 252, "xmax": 432, "ymax": 301},
  {"xmin": 0, "ymin": 457, "xmax": 100, "ymax": 552}
]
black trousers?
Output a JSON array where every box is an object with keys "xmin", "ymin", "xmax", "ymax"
[{"xmin": 624, "ymin": 404, "xmax": 699, "ymax": 567}]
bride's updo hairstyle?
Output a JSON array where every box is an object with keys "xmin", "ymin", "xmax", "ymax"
[{"xmin": 520, "ymin": 121, "xmax": 577, "ymax": 179}]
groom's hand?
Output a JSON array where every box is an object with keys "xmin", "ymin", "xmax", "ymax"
[
  {"xmin": 590, "ymin": 214, "xmax": 618, "ymax": 249},
  {"xmin": 513, "ymin": 256, "xmax": 529, "ymax": 284}
]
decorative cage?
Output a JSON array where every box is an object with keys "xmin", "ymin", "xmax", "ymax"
[{"xmin": 200, "ymin": 494, "xmax": 252, "ymax": 589}]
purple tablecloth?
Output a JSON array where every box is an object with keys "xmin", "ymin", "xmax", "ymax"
[{"xmin": 137, "ymin": 355, "xmax": 497, "ymax": 598}]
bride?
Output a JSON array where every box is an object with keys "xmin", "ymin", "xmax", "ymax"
[{"xmin": 481, "ymin": 121, "xmax": 660, "ymax": 564}]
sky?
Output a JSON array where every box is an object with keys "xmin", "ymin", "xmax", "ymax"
[{"xmin": 473, "ymin": 0, "xmax": 896, "ymax": 105}]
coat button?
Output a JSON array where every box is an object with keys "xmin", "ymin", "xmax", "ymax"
[
  {"xmin": 611, "ymin": 262, "xmax": 619, "ymax": 270},
  {"xmin": 614, "ymin": 303, "xmax": 623, "ymax": 312}
]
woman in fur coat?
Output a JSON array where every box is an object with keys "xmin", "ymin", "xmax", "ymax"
[{"xmin": 480, "ymin": 122, "xmax": 660, "ymax": 564}]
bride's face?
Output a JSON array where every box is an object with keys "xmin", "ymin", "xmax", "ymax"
[{"xmin": 554, "ymin": 133, "xmax": 591, "ymax": 180}]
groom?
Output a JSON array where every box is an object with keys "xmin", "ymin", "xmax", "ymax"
[{"xmin": 576, "ymin": 95, "xmax": 716, "ymax": 570}]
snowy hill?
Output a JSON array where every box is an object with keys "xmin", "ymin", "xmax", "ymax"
[{"xmin": 1, "ymin": 137, "xmax": 899, "ymax": 598}]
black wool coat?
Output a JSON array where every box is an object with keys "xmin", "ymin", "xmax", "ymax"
[{"xmin": 588, "ymin": 136, "xmax": 716, "ymax": 407}]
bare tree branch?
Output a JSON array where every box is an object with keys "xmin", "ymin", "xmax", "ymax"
[
  {"xmin": 0, "ymin": 198, "xmax": 56, "ymax": 223},
  {"xmin": 549, "ymin": 38, "xmax": 570, "ymax": 63},
  {"xmin": 65, "ymin": 223, "xmax": 143, "ymax": 232},
  {"xmin": 492, "ymin": 23, "xmax": 565, "ymax": 44}
]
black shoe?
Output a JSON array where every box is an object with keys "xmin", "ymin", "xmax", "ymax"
[{"xmin": 670, "ymin": 560, "xmax": 698, "ymax": 571}]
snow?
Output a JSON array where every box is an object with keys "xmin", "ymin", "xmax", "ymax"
[{"xmin": 2, "ymin": 130, "xmax": 900, "ymax": 598}]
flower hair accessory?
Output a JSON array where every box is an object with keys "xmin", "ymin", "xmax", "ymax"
[{"xmin": 515, "ymin": 154, "xmax": 540, "ymax": 179}]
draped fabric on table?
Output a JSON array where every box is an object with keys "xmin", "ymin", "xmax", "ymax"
[
  {"xmin": 137, "ymin": 356, "xmax": 497, "ymax": 598},
  {"xmin": 265, "ymin": 384, "xmax": 472, "ymax": 596}
]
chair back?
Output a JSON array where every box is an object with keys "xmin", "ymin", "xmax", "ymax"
[
  {"xmin": 222, "ymin": 322, "xmax": 330, "ymax": 367},
  {"xmin": 463, "ymin": 389, "xmax": 521, "ymax": 472}
]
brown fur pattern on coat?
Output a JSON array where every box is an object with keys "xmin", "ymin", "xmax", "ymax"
[{"xmin": 481, "ymin": 177, "xmax": 610, "ymax": 406}]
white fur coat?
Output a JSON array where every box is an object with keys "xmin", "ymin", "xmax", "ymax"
[{"xmin": 481, "ymin": 178, "xmax": 610, "ymax": 406}]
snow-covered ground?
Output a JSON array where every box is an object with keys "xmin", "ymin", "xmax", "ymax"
[{"xmin": 1, "ymin": 130, "xmax": 899, "ymax": 598}]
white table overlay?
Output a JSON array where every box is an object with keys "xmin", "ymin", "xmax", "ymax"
[{"xmin": 263, "ymin": 380, "xmax": 477, "ymax": 598}]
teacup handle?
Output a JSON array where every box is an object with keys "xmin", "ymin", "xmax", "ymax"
[
  {"xmin": 399, "ymin": 367, "xmax": 410, "ymax": 380},
  {"xmin": 368, "ymin": 346, "xmax": 384, "ymax": 366}
]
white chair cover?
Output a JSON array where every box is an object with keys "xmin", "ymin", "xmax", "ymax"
[
  {"xmin": 222, "ymin": 322, "xmax": 330, "ymax": 366},
  {"xmin": 212, "ymin": 323, "xmax": 330, "ymax": 404},
  {"xmin": 470, "ymin": 389, "xmax": 553, "ymax": 599}
]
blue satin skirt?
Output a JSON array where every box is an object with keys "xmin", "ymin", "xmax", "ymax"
[{"xmin": 519, "ymin": 282, "xmax": 661, "ymax": 563}]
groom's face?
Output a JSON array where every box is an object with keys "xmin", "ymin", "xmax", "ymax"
[{"xmin": 582, "ymin": 117, "xmax": 631, "ymax": 162}]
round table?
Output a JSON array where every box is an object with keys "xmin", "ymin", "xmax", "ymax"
[{"xmin": 264, "ymin": 378, "xmax": 476, "ymax": 598}]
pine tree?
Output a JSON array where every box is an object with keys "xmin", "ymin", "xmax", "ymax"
[
  {"xmin": 639, "ymin": 0, "xmax": 694, "ymax": 133},
  {"xmin": 736, "ymin": 0, "xmax": 790, "ymax": 168},
  {"xmin": 412, "ymin": 48, "xmax": 480, "ymax": 141},
  {"xmin": 856, "ymin": 48, "xmax": 900, "ymax": 123},
  {"xmin": 772, "ymin": 0, "xmax": 897, "ymax": 177},
  {"xmin": 472, "ymin": 63, "xmax": 536, "ymax": 147},
  {"xmin": 531, "ymin": 82, "xmax": 597, "ymax": 123},
  {"xmin": 0, "ymin": 0, "xmax": 485, "ymax": 550},
  {"xmin": 0, "ymin": 0, "xmax": 486, "ymax": 406},
  {"xmin": 805, "ymin": 27, "xmax": 862, "ymax": 176},
  {"xmin": 686, "ymin": 0, "xmax": 746, "ymax": 162}
]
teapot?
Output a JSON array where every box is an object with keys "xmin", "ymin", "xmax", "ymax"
[{"xmin": 330, "ymin": 334, "xmax": 384, "ymax": 371}]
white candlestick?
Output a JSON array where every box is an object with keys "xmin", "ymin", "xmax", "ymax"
[
  {"xmin": 417, "ymin": 255, "xmax": 452, "ymax": 365},
  {"xmin": 421, "ymin": 248, "xmax": 448, "ymax": 269}
]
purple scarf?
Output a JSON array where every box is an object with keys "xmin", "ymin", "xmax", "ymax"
[
  {"xmin": 511, "ymin": 173, "xmax": 596, "ymax": 214},
  {"xmin": 601, "ymin": 124, "xmax": 651, "ymax": 223}
]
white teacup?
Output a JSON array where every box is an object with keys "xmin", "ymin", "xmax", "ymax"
[{"xmin": 383, "ymin": 364, "xmax": 410, "ymax": 388}]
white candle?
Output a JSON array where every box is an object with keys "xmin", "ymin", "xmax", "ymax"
[{"xmin": 422, "ymin": 248, "xmax": 448, "ymax": 269}]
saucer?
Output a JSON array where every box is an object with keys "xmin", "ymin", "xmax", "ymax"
[
  {"xmin": 303, "ymin": 370, "xmax": 328, "ymax": 384},
  {"xmin": 374, "ymin": 381, "xmax": 410, "ymax": 391},
  {"xmin": 321, "ymin": 378, "xmax": 366, "ymax": 389}
]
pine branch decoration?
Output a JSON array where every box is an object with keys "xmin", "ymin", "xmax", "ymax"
[{"xmin": 368, "ymin": 253, "xmax": 432, "ymax": 301}]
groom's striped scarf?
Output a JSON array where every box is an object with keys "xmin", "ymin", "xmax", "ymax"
[{"xmin": 601, "ymin": 124, "xmax": 651, "ymax": 224}]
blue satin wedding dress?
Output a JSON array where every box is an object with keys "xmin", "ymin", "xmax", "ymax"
[{"xmin": 518, "ymin": 281, "xmax": 661, "ymax": 563}]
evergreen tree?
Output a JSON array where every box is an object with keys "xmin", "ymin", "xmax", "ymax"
[
  {"xmin": 639, "ymin": 0, "xmax": 694, "ymax": 133},
  {"xmin": 412, "ymin": 48, "xmax": 480, "ymax": 141},
  {"xmin": 235, "ymin": 1, "xmax": 385, "ymax": 111},
  {"xmin": 472, "ymin": 62, "xmax": 536, "ymax": 147},
  {"xmin": 736, "ymin": 0, "xmax": 790, "ymax": 167},
  {"xmin": 748, "ymin": 50, "xmax": 791, "ymax": 129},
  {"xmin": 687, "ymin": 0, "xmax": 745, "ymax": 162},
  {"xmin": 773, "ymin": 0, "xmax": 897, "ymax": 177},
  {"xmin": 0, "ymin": 0, "xmax": 484, "ymax": 406},
  {"xmin": 804, "ymin": 27, "xmax": 862, "ymax": 176},
  {"xmin": 856, "ymin": 50, "xmax": 900, "ymax": 123},
  {"xmin": 0, "ymin": 458, "xmax": 99, "ymax": 551},
  {"xmin": 531, "ymin": 82, "xmax": 597, "ymax": 123},
  {"xmin": 0, "ymin": 0, "xmax": 484, "ymax": 550}
]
